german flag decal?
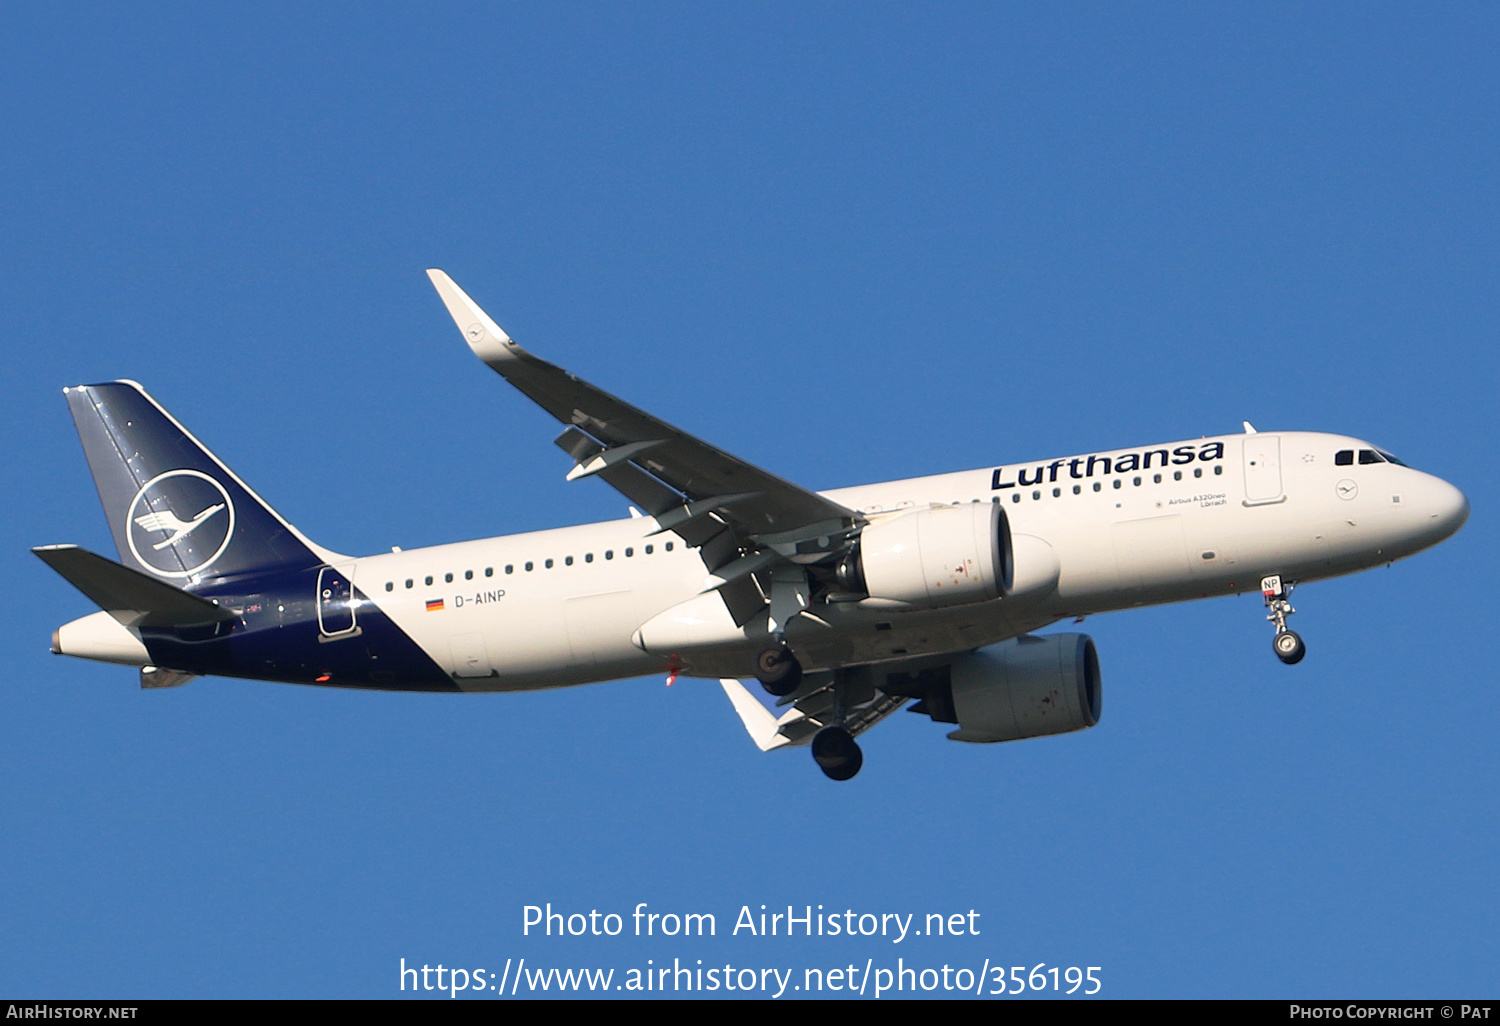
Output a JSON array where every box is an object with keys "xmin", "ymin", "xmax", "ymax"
[{"xmin": 425, "ymin": 598, "xmax": 444, "ymax": 612}]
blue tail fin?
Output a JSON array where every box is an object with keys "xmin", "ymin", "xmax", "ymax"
[{"xmin": 64, "ymin": 381, "xmax": 326, "ymax": 584}]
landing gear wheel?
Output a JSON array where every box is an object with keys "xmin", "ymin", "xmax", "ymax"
[
  {"xmin": 1273, "ymin": 629, "xmax": 1306, "ymax": 665},
  {"xmin": 822, "ymin": 745, "xmax": 863, "ymax": 781},
  {"xmin": 754, "ymin": 643, "xmax": 803, "ymax": 697},
  {"xmin": 811, "ymin": 726, "xmax": 863, "ymax": 781},
  {"xmin": 1262, "ymin": 576, "xmax": 1304, "ymax": 665}
]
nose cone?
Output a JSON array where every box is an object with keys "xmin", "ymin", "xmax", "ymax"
[
  {"xmin": 1414, "ymin": 475, "xmax": 1469, "ymax": 548},
  {"xmin": 1432, "ymin": 478, "xmax": 1470, "ymax": 540}
]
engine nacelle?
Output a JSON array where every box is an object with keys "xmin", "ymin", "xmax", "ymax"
[
  {"xmin": 839, "ymin": 503, "xmax": 1012, "ymax": 609},
  {"xmin": 944, "ymin": 634, "xmax": 1101, "ymax": 743}
]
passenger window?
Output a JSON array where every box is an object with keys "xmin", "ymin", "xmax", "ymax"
[
  {"xmin": 1153, "ymin": 473, "xmax": 1161, "ymax": 484},
  {"xmin": 424, "ymin": 575, "xmax": 433, "ymax": 586},
  {"xmin": 1052, "ymin": 487, "xmax": 1061, "ymax": 497},
  {"xmin": 1072, "ymin": 485, "xmax": 1080, "ymax": 495},
  {"xmin": 444, "ymin": 573, "xmax": 453, "ymax": 583},
  {"xmin": 605, "ymin": 550, "xmax": 613, "ymax": 560},
  {"xmin": 484, "ymin": 567, "xmax": 493, "ymax": 577},
  {"xmin": 1214, "ymin": 465, "xmax": 1222, "ymax": 475},
  {"xmin": 1359, "ymin": 449, "xmax": 1385, "ymax": 465},
  {"xmin": 625, "ymin": 547, "xmax": 634, "ymax": 557},
  {"xmin": 385, "ymin": 582, "xmax": 393, "ymax": 592},
  {"xmin": 1133, "ymin": 476, "xmax": 1141, "ymax": 486},
  {"xmin": 1092, "ymin": 482, "xmax": 1101, "ymax": 492},
  {"xmin": 565, "ymin": 556, "xmax": 574, "ymax": 566},
  {"xmin": 525, "ymin": 562, "xmax": 534, "ymax": 572},
  {"xmin": 505, "ymin": 565, "xmax": 513, "ymax": 574},
  {"xmin": 1011, "ymin": 493, "xmax": 1020, "ymax": 503},
  {"xmin": 1032, "ymin": 490, "xmax": 1040, "ymax": 500},
  {"xmin": 1194, "ymin": 468, "xmax": 1202, "ymax": 478},
  {"xmin": 1335, "ymin": 450, "xmax": 1354, "ymax": 466},
  {"xmin": 645, "ymin": 545, "xmax": 654, "ymax": 554},
  {"xmin": 585, "ymin": 553, "xmax": 593, "ymax": 563},
  {"xmin": 465, "ymin": 570, "xmax": 473, "ymax": 580},
  {"xmin": 1173, "ymin": 471, "xmax": 1181, "ymax": 481},
  {"xmin": 546, "ymin": 559, "xmax": 554, "ymax": 569},
  {"xmin": 1113, "ymin": 479, "xmax": 1122, "ymax": 489},
  {"xmin": 665, "ymin": 542, "xmax": 674, "ymax": 551}
]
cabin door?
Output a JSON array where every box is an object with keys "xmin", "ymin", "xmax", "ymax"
[
  {"xmin": 1242, "ymin": 436, "xmax": 1285, "ymax": 506},
  {"xmin": 316, "ymin": 564, "xmax": 359, "ymax": 636}
]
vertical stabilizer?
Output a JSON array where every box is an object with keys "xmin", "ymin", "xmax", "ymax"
[{"xmin": 64, "ymin": 382, "xmax": 330, "ymax": 584}]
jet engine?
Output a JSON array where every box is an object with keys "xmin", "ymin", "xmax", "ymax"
[
  {"xmin": 835, "ymin": 503, "xmax": 1013, "ymax": 609},
  {"xmin": 902, "ymin": 634, "xmax": 1101, "ymax": 743}
]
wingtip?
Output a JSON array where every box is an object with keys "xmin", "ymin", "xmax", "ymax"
[
  {"xmin": 719, "ymin": 678, "xmax": 789, "ymax": 752},
  {"xmin": 32, "ymin": 544, "xmax": 80, "ymax": 556},
  {"xmin": 64, "ymin": 380, "xmax": 149, "ymax": 395},
  {"xmin": 424, "ymin": 269, "xmax": 516, "ymax": 363}
]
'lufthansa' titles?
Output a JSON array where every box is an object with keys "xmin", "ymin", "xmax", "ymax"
[{"xmin": 991, "ymin": 441, "xmax": 1225, "ymax": 490}]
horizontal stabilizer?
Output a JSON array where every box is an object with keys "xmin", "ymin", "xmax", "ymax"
[
  {"xmin": 33, "ymin": 545, "xmax": 236, "ymax": 630},
  {"xmin": 141, "ymin": 666, "xmax": 199, "ymax": 689}
]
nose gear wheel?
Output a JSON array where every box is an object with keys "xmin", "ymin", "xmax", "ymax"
[
  {"xmin": 1262, "ymin": 575, "xmax": 1306, "ymax": 665},
  {"xmin": 1273, "ymin": 629, "xmax": 1305, "ymax": 664}
]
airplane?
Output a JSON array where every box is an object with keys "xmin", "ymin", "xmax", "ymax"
[{"xmin": 34, "ymin": 271, "xmax": 1470, "ymax": 780}]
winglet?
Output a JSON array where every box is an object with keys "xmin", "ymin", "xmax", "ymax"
[
  {"xmin": 425, "ymin": 269, "xmax": 519, "ymax": 365},
  {"xmin": 719, "ymin": 678, "xmax": 794, "ymax": 752}
]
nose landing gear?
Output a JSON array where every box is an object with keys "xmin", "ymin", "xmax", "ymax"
[{"xmin": 1262, "ymin": 575, "xmax": 1305, "ymax": 665}]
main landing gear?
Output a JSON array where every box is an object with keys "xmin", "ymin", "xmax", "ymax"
[
  {"xmin": 1262, "ymin": 575, "xmax": 1306, "ymax": 665},
  {"xmin": 754, "ymin": 645, "xmax": 867, "ymax": 781},
  {"xmin": 812, "ymin": 666, "xmax": 872, "ymax": 781},
  {"xmin": 754, "ymin": 640, "xmax": 803, "ymax": 697},
  {"xmin": 812, "ymin": 725, "xmax": 863, "ymax": 781}
]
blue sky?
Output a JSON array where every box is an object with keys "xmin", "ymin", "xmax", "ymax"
[{"xmin": 2, "ymin": 4, "xmax": 1496, "ymax": 998}]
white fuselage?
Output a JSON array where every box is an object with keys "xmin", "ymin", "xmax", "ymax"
[{"xmin": 345, "ymin": 430, "xmax": 1466, "ymax": 691}]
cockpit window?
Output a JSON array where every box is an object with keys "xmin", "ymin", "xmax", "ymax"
[
  {"xmin": 1335, "ymin": 450, "xmax": 1354, "ymax": 465},
  {"xmin": 1358, "ymin": 449, "xmax": 1386, "ymax": 465},
  {"xmin": 1377, "ymin": 450, "xmax": 1408, "ymax": 467}
]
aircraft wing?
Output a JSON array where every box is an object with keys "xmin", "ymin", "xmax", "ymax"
[
  {"xmin": 719, "ymin": 676, "xmax": 908, "ymax": 751},
  {"xmin": 427, "ymin": 270, "xmax": 860, "ymax": 545}
]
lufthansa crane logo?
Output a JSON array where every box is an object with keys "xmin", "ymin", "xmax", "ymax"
[{"xmin": 125, "ymin": 469, "xmax": 236, "ymax": 578}]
